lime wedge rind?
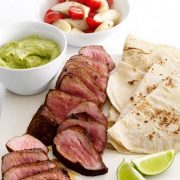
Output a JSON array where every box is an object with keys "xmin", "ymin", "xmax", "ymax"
[
  {"xmin": 117, "ymin": 158, "xmax": 146, "ymax": 180},
  {"xmin": 131, "ymin": 149, "xmax": 175, "ymax": 176}
]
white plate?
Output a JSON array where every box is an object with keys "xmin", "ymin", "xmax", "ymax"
[{"xmin": 0, "ymin": 54, "xmax": 179, "ymax": 180}]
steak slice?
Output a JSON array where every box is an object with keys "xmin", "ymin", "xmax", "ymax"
[
  {"xmin": 45, "ymin": 90, "xmax": 83, "ymax": 124},
  {"xmin": 3, "ymin": 160, "xmax": 60, "ymax": 180},
  {"xmin": 79, "ymin": 46, "xmax": 115, "ymax": 71},
  {"xmin": 70, "ymin": 55, "xmax": 108, "ymax": 77},
  {"xmin": 6, "ymin": 134, "xmax": 48, "ymax": 154},
  {"xmin": 57, "ymin": 119, "xmax": 107, "ymax": 153},
  {"xmin": 27, "ymin": 105, "xmax": 58, "ymax": 146},
  {"xmin": 67, "ymin": 101, "xmax": 108, "ymax": 128},
  {"xmin": 59, "ymin": 58, "xmax": 108, "ymax": 91},
  {"xmin": 22, "ymin": 168, "xmax": 70, "ymax": 180},
  {"xmin": 57, "ymin": 65, "xmax": 106, "ymax": 104},
  {"xmin": 59, "ymin": 75, "xmax": 99, "ymax": 103},
  {"xmin": 1, "ymin": 149, "xmax": 48, "ymax": 174},
  {"xmin": 53, "ymin": 127, "xmax": 108, "ymax": 176}
]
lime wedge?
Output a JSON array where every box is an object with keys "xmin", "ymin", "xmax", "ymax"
[
  {"xmin": 132, "ymin": 149, "xmax": 175, "ymax": 176},
  {"xmin": 117, "ymin": 159, "xmax": 146, "ymax": 180}
]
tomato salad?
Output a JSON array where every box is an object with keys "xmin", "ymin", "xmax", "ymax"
[{"xmin": 44, "ymin": 0, "xmax": 120, "ymax": 33}]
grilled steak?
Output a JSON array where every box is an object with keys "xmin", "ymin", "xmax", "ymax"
[
  {"xmin": 45, "ymin": 90, "xmax": 83, "ymax": 124},
  {"xmin": 61, "ymin": 58, "xmax": 108, "ymax": 91},
  {"xmin": 69, "ymin": 55, "xmax": 108, "ymax": 77},
  {"xmin": 27, "ymin": 105, "xmax": 58, "ymax": 146},
  {"xmin": 6, "ymin": 134, "xmax": 48, "ymax": 154},
  {"xmin": 59, "ymin": 75, "xmax": 99, "ymax": 103},
  {"xmin": 1, "ymin": 149, "xmax": 48, "ymax": 174},
  {"xmin": 53, "ymin": 127, "xmax": 108, "ymax": 176},
  {"xmin": 67, "ymin": 101, "xmax": 108, "ymax": 128},
  {"xmin": 58, "ymin": 65, "xmax": 107, "ymax": 104},
  {"xmin": 57, "ymin": 119, "xmax": 107, "ymax": 153},
  {"xmin": 22, "ymin": 168, "xmax": 70, "ymax": 180},
  {"xmin": 79, "ymin": 46, "xmax": 115, "ymax": 71},
  {"xmin": 3, "ymin": 160, "xmax": 60, "ymax": 180}
]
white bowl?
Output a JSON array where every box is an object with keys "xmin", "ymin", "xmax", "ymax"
[
  {"xmin": 0, "ymin": 21, "xmax": 67, "ymax": 95},
  {"xmin": 36, "ymin": 0, "xmax": 130, "ymax": 47}
]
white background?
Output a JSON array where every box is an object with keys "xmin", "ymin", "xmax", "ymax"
[{"xmin": 0, "ymin": 0, "xmax": 180, "ymax": 180}]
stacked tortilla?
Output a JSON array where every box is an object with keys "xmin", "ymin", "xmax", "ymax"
[{"xmin": 107, "ymin": 35, "xmax": 180, "ymax": 153}]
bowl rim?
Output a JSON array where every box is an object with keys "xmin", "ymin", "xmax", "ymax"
[
  {"xmin": 0, "ymin": 21, "xmax": 67, "ymax": 72},
  {"xmin": 36, "ymin": 0, "xmax": 130, "ymax": 37}
]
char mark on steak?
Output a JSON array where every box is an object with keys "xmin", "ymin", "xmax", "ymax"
[
  {"xmin": 67, "ymin": 101, "xmax": 108, "ymax": 128},
  {"xmin": 27, "ymin": 105, "xmax": 58, "ymax": 146},
  {"xmin": 79, "ymin": 46, "xmax": 115, "ymax": 71},
  {"xmin": 1, "ymin": 149, "xmax": 48, "ymax": 174},
  {"xmin": 22, "ymin": 168, "xmax": 70, "ymax": 180},
  {"xmin": 53, "ymin": 127, "xmax": 108, "ymax": 176},
  {"xmin": 6, "ymin": 134, "xmax": 48, "ymax": 154},
  {"xmin": 57, "ymin": 118, "xmax": 107, "ymax": 153},
  {"xmin": 3, "ymin": 160, "xmax": 60, "ymax": 180}
]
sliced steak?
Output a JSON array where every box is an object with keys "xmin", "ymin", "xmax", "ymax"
[
  {"xmin": 3, "ymin": 160, "xmax": 60, "ymax": 180},
  {"xmin": 27, "ymin": 105, "xmax": 58, "ymax": 146},
  {"xmin": 57, "ymin": 58, "xmax": 108, "ymax": 91},
  {"xmin": 70, "ymin": 55, "xmax": 108, "ymax": 77},
  {"xmin": 79, "ymin": 46, "xmax": 115, "ymax": 71},
  {"xmin": 59, "ymin": 75, "xmax": 99, "ymax": 103},
  {"xmin": 57, "ymin": 119, "xmax": 107, "ymax": 153},
  {"xmin": 67, "ymin": 101, "xmax": 108, "ymax": 128},
  {"xmin": 22, "ymin": 168, "xmax": 70, "ymax": 180},
  {"xmin": 45, "ymin": 90, "xmax": 83, "ymax": 124},
  {"xmin": 6, "ymin": 134, "xmax": 48, "ymax": 154},
  {"xmin": 57, "ymin": 65, "xmax": 106, "ymax": 104},
  {"xmin": 53, "ymin": 127, "xmax": 108, "ymax": 176},
  {"xmin": 1, "ymin": 149, "xmax": 48, "ymax": 174}
]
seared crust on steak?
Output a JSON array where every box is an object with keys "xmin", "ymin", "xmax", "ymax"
[{"xmin": 27, "ymin": 105, "xmax": 58, "ymax": 146}]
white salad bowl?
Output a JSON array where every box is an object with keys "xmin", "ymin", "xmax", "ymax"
[
  {"xmin": 36, "ymin": 0, "xmax": 130, "ymax": 47},
  {"xmin": 0, "ymin": 21, "xmax": 67, "ymax": 95}
]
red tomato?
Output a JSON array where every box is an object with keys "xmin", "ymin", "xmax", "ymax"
[
  {"xmin": 86, "ymin": 17, "xmax": 101, "ymax": 29},
  {"xmin": 107, "ymin": 0, "xmax": 113, "ymax": 7},
  {"xmin": 88, "ymin": 11, "xmax": 96, "ymax": 18},
  {"xmin": 86, "ymin": 0, "xmax": 101, "ymax": 12},
  {"xmin": 44, "ymin": 9, "xmax": 64, "ymax": 24},
  {"xmin": 58, "ymin": 0, "xmax": 65, "ymax": 2},
  {"xmin": 68, "ymin": 6, "xmax": 84, "ymax": 19},
  {"xmin": 84, "ymin": 28, "xmax": 95, "ymax": 33}
]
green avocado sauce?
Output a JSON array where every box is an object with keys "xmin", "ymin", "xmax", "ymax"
[{"xmin": 0, "ymin": 35, "xmax": 60, "ymax": 69}]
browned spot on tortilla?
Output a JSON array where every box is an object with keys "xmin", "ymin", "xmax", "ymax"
[
  {"xmin": 128, "ymin": 80, "xmax": 137, "ymax": 86},
  {"xmin": 146, "ymin": 84, "xmax": 157, "ymax": 94}
]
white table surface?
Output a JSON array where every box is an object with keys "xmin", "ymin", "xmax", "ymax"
[{"xmin": 0, "ymin": 0, "xmax": 180, "ymax": 180}]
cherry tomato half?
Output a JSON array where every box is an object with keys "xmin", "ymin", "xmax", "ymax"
[
  {"xmin": 86, "ymin": 17, "xmax": 101, "ymax": 29},
  {"xmin": 44, "ymin": 9, "xmax": 64, "ymax": 24},
  {"xmin": 86, "ymin": 0, "xmax": 101, "ymax": 12},
  {"xmin": 68, "ymin": 6, "xmax": 84, "ymax": 19}
]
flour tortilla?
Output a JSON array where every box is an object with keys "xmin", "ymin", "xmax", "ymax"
[
  {"xmin": 108, "ymin": 74, "xmax": 180, "ymax": 153},
  {"xmin": 107, "ymin": 61, "xmax": 144, "ymax": 113},
  {"xmin": 108, "ymin": 105, "xmax": 120, "ymax": 124},
  {"xmin": 123, "ymin": 35, "xmax": 180, "ymax": 72},
  {"xmin": 120, "ymin": 63, "xmax": 173, "ymax": 117}
]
